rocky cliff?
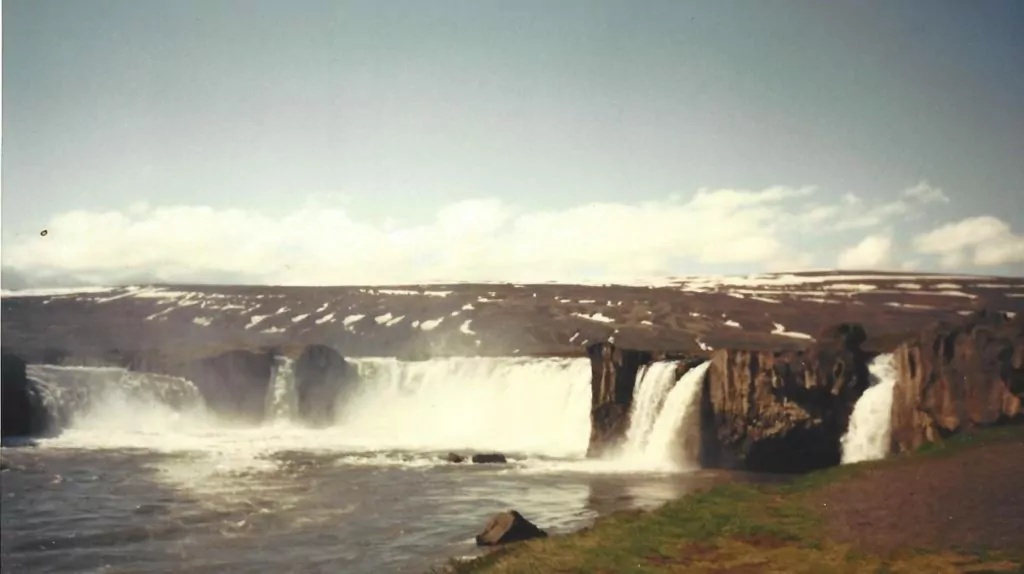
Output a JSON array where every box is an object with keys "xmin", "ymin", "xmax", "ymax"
[
  {"xmin": 293, "ymin": 344, "xmax": 354, "ymax": 426},
  {"xmin": 1, "ymin": 353, "xmax": 47, "ymax": 438},
  {"xmin": 889, "ymin": 310, "xmax": 1024, "ymax": 453},
  {"xmin": 584, "ymin": 343, "xmax": 652, "ymax": 457},
  {"xmin": 698, "ymin": 324, "xmax": 873, "ymax": 473}
]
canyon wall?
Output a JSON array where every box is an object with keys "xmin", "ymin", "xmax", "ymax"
[{"xmin": 889, "ymin": 310, "xmax": 1024, "ymax": 452}]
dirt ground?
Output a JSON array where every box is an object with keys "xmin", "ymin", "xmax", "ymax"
[{"xmin": 818, "ymin": 438, "xmax": 1024, "ymax": 554}]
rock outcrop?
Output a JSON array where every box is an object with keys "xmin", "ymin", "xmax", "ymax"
[
  {"xmin": 292, "ymin": 344, "xmax": 352, "ymax": 426},
  {"xmin": 699, "ymin": 323, "xmax": 873, "ymax": 473},
  {"xmin": 585, "ymin": 343, "xmax": 653, "ymax": 457},
  {"xmin": 475, "ymin": 510, "xmax": 547, "ymax": 546},
  {"xmin": 155, "ymin": 349, "xmax": 276, "ymax": 424},
  {"xmin": 1, "ymin": 353, "xmax": 47, "ymax": 438},
  {"xmin": 889, "ymin": 310, "xmax": 1024, "ymax": 452}
]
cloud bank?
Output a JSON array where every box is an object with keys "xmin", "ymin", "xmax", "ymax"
[{"xmin": 3, "ymin": 182, "xmax": 1022, "ymax": 288}]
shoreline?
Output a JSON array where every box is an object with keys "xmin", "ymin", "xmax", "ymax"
[{"xmin": 438, "ymin": 425, "xmax": 1024, "ymax": 573}]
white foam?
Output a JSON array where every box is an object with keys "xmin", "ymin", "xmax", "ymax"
[
  {"xmin": 613, "ymin": 361, "xmax": 710, "ymax": 471},
  {"xmin": 265, "ymin": 357, "xmax": 298, "ymax": 422},
  {"xmin": 459, "ymin": 320, "xmax": 476, "ymax": 335},
  {"xmin": 339, "ymin": 357, "xmax": 592, "ymax": 457},
  {"xmin": 723, "ymin": 319, "xmax": 741, "ymax": 328},
  {"xmin": 841, "ymin": 354, "xmax": 897, "ymax": 464},
  {"xmin": 291, "ymin": 313, "xmax": 310, "ymax": 323},
  {"xmin": 192, "ymin": 317, "xmax": 213, "ymax": 327},
  {"xmin": 317, "ymin": 312, "xmax": 338, "ymax": 325}
]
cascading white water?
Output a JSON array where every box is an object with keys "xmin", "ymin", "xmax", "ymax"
[
  {"xmin": 25, "ymin": 364, "xmax": 207, "ymax": 432},
  {"xmin": 338, "ymin": 357, "xmax": 592, "ymax": 457},
  {"xmin": 614, "ymin": 361, "xmax": 710, "ymax": 471},
  {"xmin": 265, "ymin": 356, "xmax": 298, "ymax": 422},
  {"xmin": 619, "ymin": 362, "xmax": 678, "ymax": 454},
  {"xmin": 841, "ymin": 353, "xmax": 897, "ymax": 464}
]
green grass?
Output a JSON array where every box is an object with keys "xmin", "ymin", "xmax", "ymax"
[{"xmin": 442, "ymin": 426, "xmax": 1024, "ymax": 574}]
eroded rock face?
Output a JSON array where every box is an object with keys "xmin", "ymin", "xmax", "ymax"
[
  {"xmin": 585, "ymin": 343, "xmax": 652, "ymax": 457},
  {"xmin": 475, "ymin": 510, "xmax": 547, "ymax": 546},
  {"xmin": 292, "ymin": 344, "xmax": 351, "ymax": 426},
  {"xmin": 1, "ymin": 353, "xmax": 47, "ymax": 438},
  {"xmin": 699, "ymin": 323, "xmax": 872, "ymax": 473},
  {"xmin": 890, "ymin": 310, "xmax": 1024, "ymax": 452},
  {"xmin": 158, "ymin": 349, "xmax": 277, "ymax": 424}
]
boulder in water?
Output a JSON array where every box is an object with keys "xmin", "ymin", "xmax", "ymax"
[
  {"xmin": 475, "ymin": 510, "xmax": 547, "ymax": 546},
  {"xmin": 445, "ymin": 452, "xmax": 465, "ymax": 463},
  {"xmin": 471, "ymin": 453, "xmax": 507, "ymax": 464}
]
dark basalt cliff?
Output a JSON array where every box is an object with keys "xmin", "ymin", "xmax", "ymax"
[
  {"xmin": 293, "ymin": 344, "xmax": 354, "ymax": 426},
  {"xmin": 698, "ymin": 324, "xmax": 872, "ymax": 473},
  {"xmin": 2, "ymin": 353, "xmax": 47, "ymax": 438},
  {"xmin": 889, "ymin": 310, "xmax": 1024, "ymax": 453},
  {"xmin": 584, "ymin": 343, "xmax": 653, "ymax": 457}
]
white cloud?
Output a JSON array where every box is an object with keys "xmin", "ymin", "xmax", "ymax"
[
  {"xmin": 4, "ymin": 187, "xmax": 820, "ymax": 285},
  {"xmin": 913, "ymin": 216, "xmax": 1024, "ymax": 268},
  {"xmin": 834, "ymin": 181, "xmax": 949, "ymax": 230},
  {"xmin": 2, "ymin": 183, "xmax": 1010, "ymax": 286},
  {"xmin": 837, "ymin": 233, "xmax": 893, "ymax": 269},
  {"xmin": 901, "ymin": 181, "xmax": 949, "ymax": 204}
]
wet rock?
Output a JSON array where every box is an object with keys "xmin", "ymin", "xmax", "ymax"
[
  {"xmin": 1, "ymin": 353, "xmax": 49, "ymax": 438},
  {"xmin": 168, "ymin": 349, "xmax": 276, "ymax": 424},
  {"xmin": 890, "ymin": 310, "xmax": 1024, "ymax": 452},
  {"xmin": 293, "ymin": 344, "xmax": 353, "ymax": 426},
  {"xmin": 445, "ymin": 452, "xmax": 465, "ymax": 463},
  {"xmin": 475, "ymin": 510, "xmax": 547, "ymax": 546},
  {"xmin": 699, "ymin": 323, "xmax": 873, "ymax": 473},
  {"xmin": 585, "ymin": 343, "xmax": 653, "ymax": 457},
  {"xmin": 471, "ymin": 453, "xmax": 507, "ymax": 464}
]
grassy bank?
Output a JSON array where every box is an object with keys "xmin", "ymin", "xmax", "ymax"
[{"xmin": 445, "ymin": 426, "xmax": 1024, "ymax": 573}]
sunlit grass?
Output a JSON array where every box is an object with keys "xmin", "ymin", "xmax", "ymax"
[{"xmin": 442, "ymin": 425, "xmax": 1023, "ymax": 573}]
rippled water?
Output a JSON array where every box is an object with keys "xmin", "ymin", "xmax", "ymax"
[{"xmin": 1, "ymin": 442, "xmax": 743, "ymax": 573}]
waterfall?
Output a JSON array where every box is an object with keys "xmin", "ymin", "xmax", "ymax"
[
  {"xmin": 24, "ymin": 364, "xmax": 206, "ymax": 433},
  {"xmin": 265, "ymin": 356, "xmax": 298, "ymax": 422},
  {"xmin": 841, "ymin": 353, "xmax": 897, "ymax": 464},
  {"xmin": 615, "ymin": 361, "xmax": 710, "ymax": 470},
  {"xmin": 619, "ymin": 362, "xmax": 678, "ymax": 455},
  {"xmin": 337, "ymin": 357, "xmax": 592, "ymax": 457}
]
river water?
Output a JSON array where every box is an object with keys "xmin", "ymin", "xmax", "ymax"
[{"xmin": 1, "ymin": 357, "xmax": 753, "ymax": 573}]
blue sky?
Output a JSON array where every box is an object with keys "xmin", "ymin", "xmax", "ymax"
[{"xmin": 2, "ymin": 0, "xmax": 1023, "ymax": 287}]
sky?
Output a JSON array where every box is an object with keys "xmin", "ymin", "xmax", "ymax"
[{"xmin": 2, "ymin": 0, "xmax": 1023, "ymax": 288}]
